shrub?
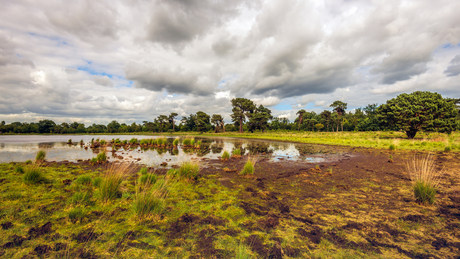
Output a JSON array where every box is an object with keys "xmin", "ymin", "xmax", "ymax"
[
  {"xmin": 23, "ymin": 166, "xmax": 45, "ymax": 184},
  {"xmin": 96, "ymin": 151, "xmax": 107, "ymax": 163},
  {"xmin": 232, "ymin": 148, "xmax": 242, "ymax": 157},
  {"xmin": 99, "ymin": 163, "xmax": 129, "ymax": 202},
  {"xmin": 240, "ymin": 157, "xmax": 257, "ymax": 176},
  {"xmin": 15, "ymin": 166, "xmax": 24, "ymax": 174},
  {"xmin": 222, "ymin": 150, "xmax": 230, "ymax": 160},
  {"xmin": 75, "ymin": 175, "xmax": 92, "ymax": 186},
  {"xmin": 405, "ymin": 153, "xmax": 441, "ymax": 204},
  {"xmin": 35, "ymin": 150, "xmax": 46, "ymax": 163},
  {"xmin": 389, "ymin": 144, "xmax": 396, "ymax": 150}
]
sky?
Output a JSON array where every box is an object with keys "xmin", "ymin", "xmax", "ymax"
[{"xmin": 1, "ymin": 0, "xmax": 460, "ymax": 125}]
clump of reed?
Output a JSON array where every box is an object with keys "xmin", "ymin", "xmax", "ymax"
[
  {"xmin": 133, "ymin": 178, "xmax": 168, "ymax": 218},
  {"xmin": 96, "ymin": 151, "xmax": 107, "ymax": 163},
  {"xmin": 195, "ymin": 140, "xmax": 201, "ymax": 148},
  {"xmin": 67, "ymin": 139, "xmax": 72, "ymax": 144},
  {"xmin": 239, "ymin": 156, "xmax": 257, "ymax": 176},
  {"xmin": 173, "ymin": 137, "xmax": 179, "ymax": 147},
  {"xmin": 232, "ymin": 148, "xmax": 242, "ymax": 158},
  {"xmin": 221, "ymin": 150, "xmax": 230, "ymax": 160},
  {"xmin": 405, "ymin": 153, "xmax": 442, "ymax": 204},
  {"xmin": 129, "ymin": 138, "xmax": 138, "ymax": 144},
  {"xmin": 23, "ymin": 166, "xmax": 46, "ymax": 184},
  {"xmin": 35, "ymin": 150, "xmax": 46, "ymax": 163},
  {"xmin": 99, "ymin": 163, "xmax": 130, "ymax": 202}
]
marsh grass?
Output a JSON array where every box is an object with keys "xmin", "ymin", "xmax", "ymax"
[
  {"xmin": 139, "ymin": 167, "xmax": 148, "ymax": 175},
  {"xmin": 96, "ymin": 151, "xmax": 107, "ymax": 162},
  {"xmin": 35, "ymin": 150, "xmax": 46, "ymax": 163},
  {"xmin": 169, "ymin": 161, "xmax": 200, "ymax": 180},
  {"xmin": 70, "ymin": 191, "xmax": 93, "ymax": 206},
  {"xmin": 75, "ymin": 175, "xmax": 92, "ymax": 186},
  {"xmin": 222, "ymin": 150, "xmax": 230, "ymax": 160},
  {"xmin": 173, "ymin": 137, "xmax": 179, "ymax": 146},
  {"xmin": 232, "ymin": 148, "xmax": 242, "ymax": 157},
  {"xmin": 133, "ymin": 177, "xmax": 169, "ymax": 217},
  {"xmin": 183, "ymin": 138, "xmax": 191, "ymax": 146},
  {"xmin": 99, "ymin": 163, "xmax": 130, "ymax": 202},
  {"xmin": 240, "ymin": 156, "xmax": 257, "ymax": 176},
  {"xmin": 405, "ymin": 153, "xmax": 442, "ymax": 204},
  {"xmin": 14, "ymin": 166, "xmax": 24, "ymax": 174},
  {"xmin": 23, "ymin": 166, "xmax": 46, "ymax": 184},
  {"xmin": 68, "ymin": 207, "xmax": 87, "ymax": 223},
  {"xmin": 139, "ymin": 173, "xmax": 158, "ymax": 186}
]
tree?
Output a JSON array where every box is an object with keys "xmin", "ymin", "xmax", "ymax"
[
  {"xmin": 315, "ymin": 123, "xmax": 324, "ymax": 131},
  {"xmin": 377, "ymin": 91, "xmax": 458, "ymax": 139},
  {"xmin": 320, "ymin": 110, "xmax": 332, "ymax": 132},
  {"xmin": 195, "ymin": 111, "xmax": 210, "ymax": 133},
  {"xmin": 38, "ymin": 119, "xmax": 56, "ymax": 133},
  {"xmin": 247, "ymin": 105, "xmax": 273, "ymax": 132},
  {"xmin": 107, "ymin": 121, "xmax": 120, "ymax": 133},
  {"xmin": 168, "ymin": 113, "xmax": 178, "ymax": 131},
  {"xmin": 330, "ymin": 101, "xmax": 348, "ymax": 132},
  {"xmin": 296, "ymin": 109, "xmax": 306, "ymax": 131},
  {"xmin": 155, "ymin": 115, "xmax": 169, "ymax": 133},
  {"xmin": 211, "ymin": 114, "xmax": 224, "ymax": 133},
  {"xmin": 230, "ymin": 98, "xmax": 256, "ymax": 133}
]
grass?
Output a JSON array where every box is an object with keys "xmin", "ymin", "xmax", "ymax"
[
  {"xmin": 23, "ymin": 166, "xmax": 46, "ymax": 184},
  {"xmin": 173, "ymin": 137, "xmax": 179, "ymax": 146},
  {"xmin": 75, "ymin": 175, "xmax": 92, "ymax": 186},
  {"xmin": 133, "ymin": 177, "xmax": 169, "ymax": 218},
  {"xmin": 96, "ymin": 151, "xmax": 107, "ymax": 163},
  {"xmin": 177, "ymin": 161, "xmax": 200, "ymax": 180},
  {"xmin": 35, "ymin": 150, "xmax": 46, "ymax": 163},
  {"xmin": 139, "ymin": 173, "xmax": 158, "ymax": 186},
  {"xmin": 99, "ymin": 163, "xmax": 129, "ymax": 202},
  {"xmin": 240, "ymin": 157, "xmax": 257, "ymax": 176},
  {"xmin": 233, "ymin": 148, "xmax": 242, "ymax": 157},
  {"xmin": 222, "ymin": 150, "xmax": 230, "ymax": 160},
  {"xmin": 405, "ymin": 153, "xmax": 441, "ymax": 204}
]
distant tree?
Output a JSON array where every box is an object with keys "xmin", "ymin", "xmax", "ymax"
[
  {"xmin": 168, "ymin": 113, "xmax": 178, "ymax": 131},
  {"xmin": 377, "ymin": 91, "xmax": 458, "ymax": 139},
  {"xmin": 330, "ymin": 101, "xmax": 348, "ymax": 132},
  {"xmin": 155, "ymin": 115, "xmax": 169, "ymax": 133},
  {"xmin": 38, "ymin": 119, "xmax": 56, "ymax": 133},
  {"xmin": 211, "ymin": 114, "xmax": 224, "ymax": 133},
  {"xmin": 248, "ymin": 105, "xmax": 273, "ymax": 132},
  {"xmin": 296, "ymin": 109, "xmax": 306, "ymax": 131},
  {"xmin": 107, "ymin": 120, "xmax": 121, "ymax": 133},
  {"xmin": 231, "ymin": 98, "xmax": 256, "ymax": 133},
  {"xmin": 76, "ymin": 124, "xmax": 86, "ymax": 133},
  {"xmin": 1, "ymin": 121, "xmax": 5, "ymax": 126},
  {"xmin": 195, "ymin": 111, "xmax": 210, "ymax": 133},
  {"xmin": 315, "ymin": 123, "xmax": 324, "ymax": 131},
  {"xmin": 320, "ymin": 110, "xmax": 332, "ymax": 132}
]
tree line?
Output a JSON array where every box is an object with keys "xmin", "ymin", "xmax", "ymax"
[{"xmin": 1, "ymin": 91, "xmax": 459, "ymax": 139}]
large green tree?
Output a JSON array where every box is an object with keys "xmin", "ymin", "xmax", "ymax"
[
  {"xmin": 320, "ymin": 110, "xmax": 332, "ymax": 132},
  {"xmin": 38, "ymin": 119, "xmax": 56, "ymax": 133},
  {"xmin": 230, "ymin": 98, "xmax": 256, "ymax": 133},
  {"xmin": 296, "ymin": 109, "xmax": 306, "ymax": 131},
  {"xmin": 211, "ymin": 114, "xmax": 224, "ymax": 133},
  {"xmin": 330, "ymin": 101, "xmax": 347, "ymax": 132},
  {"xmin": 377, "ymin": 91, "xmax": 458, "ymax": 139},
  {"xmin": 168, "ymin": 113, "xmax": 178, "ymax": 131},
  {"xmin": 195, "ymin": 111, "xmax": 210, "ymax": 133},
  {"xmin": 155, "ymin": 115, "xmax": 169, "ymax": 133},
  {"xmin": 247, "ymin": 105, "xmax": 273, "ymax": 132}
]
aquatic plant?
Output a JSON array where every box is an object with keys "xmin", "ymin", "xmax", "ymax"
[
  {"xmin": 232, "ymin": 148, "xmax": 242, "ymax": 157},
  {"xmin": 405, "ymin": 153, "xmax": 441, "ymax": 204},
  {"xmin": 35, "ymin": 150, "xmax": 46, "ymax": 163},
  {"xmin": 25, "ymin": 160, "xmax": 32, "ymax": 164},
  {"xmin": 122, "ymin": 140, "xmax": 128, "ymax": 145},
  {"xmin": 182, "ymin": 138, "xmax": 191, "ymax": 146},
  {"xmin": 196, "ymin": 140, "xmax": 202, "ymax": 147},
  {"xmin": 222, "ymin": 150, "xmax": 230, "ymax": 160},
  {"xmin": 67, "ymin": 139, "xmax": 72, "ymax": 144},
  {"xmin": 96, "ymin": 151, "xmax": 107, "ymax": 163},
  {"xmin": 173, "ymin": 137, "xmax": 179, "ymax": 146},
  {"xmin": 190, "ymin": 139, "xmax": 195, "ymax": 146},
  {"xmin": 239, "ymin": 157, "xmax": 257, "ymax": 176},
  {"xmin": 129, "ymin": 138, "xmax": 138, "ymax": 144},
  {"xmin": 100, "ymin": 139, "xmax": 107, "ymax": 145}
]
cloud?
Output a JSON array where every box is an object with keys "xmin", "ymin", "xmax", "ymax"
[
  {"xmin": 444, "ymin": 55, "xmax": 460, "ymax": 77},
  {"xmin": 92, "ymin": 75, "xmax": 113, "ymax": 87}
]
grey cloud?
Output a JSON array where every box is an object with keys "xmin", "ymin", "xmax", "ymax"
[
  {"xmin": 92, "ymin": 75, "xmax": 113, "ymax": 87},
  {"xmin": 0, "ymin": 34, "xmax": 34, "ymax": 68},
  {"xmin": 444, "ymin": 55, "xmax": 460, "ymax": 77},
  {"xmin": 145, "ymin": 0, "xmax": 253, "ymax": 50},
  {"xmin": 212, "ymin": 37, "xmax": 237, "ymax": 57},
  {"xmin": 372, "ymin": 61, "xmax": 428, "ymax": 84}
]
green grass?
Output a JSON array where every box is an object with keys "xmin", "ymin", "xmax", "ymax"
[
  {"xmin": 239, "ymin": 158, "xmax": 255, "ymax": 176},
  {"xmin": 177, "ymin": 161, "xmax": 200, "ymax": 180},
  {"xmin": 75, "ymin": 175, "xmax": 92, "ymax": 186},
  {"xmin": 222, "ymin": 150, "xmax": 230, "ymax": 160},
  {"xmin": 139, "ymin": 167, "xmax": 148, "ymax": 175},
  {"xmin": 69, "ymin": 191, "xmax": 93, "ymax": 206},
  {"xmin": 413, "ymin": 181, "xmax": 437, "ymax": 204},
  {"xmin": 233, "ymin": 148, "xmax": 242, "ymax": 156},
  {"xmin": 99, "ymin": 164, "xmax": 127, "ymax": 202},
  {"xmin": 96, "ymin": 151, "xmax": 107, "ymax": 162},
  {"xmin": 14, "ymin": 166, "xmax": 24, "ymax": 174},
  {"xmin": 23, "ymin": 166, "xmax": 46, "ymax": 184},
  {"xmin": 139, "ymin": 173, "xmax": 158, "ymax": 186},
  {"xmin": 35, "ymin": 150, "xmax": 46, "ymax": 162},
  {"xmin": 68, "ymin": 207, "xmax": 87, "ymax": 222},
  {"xmin": 183, "ymin": 138, "xmax": 191, "ymax": 146},
  {"xmin": 173, "ymin": 138, "xmax": 179, "ymax": 146}
]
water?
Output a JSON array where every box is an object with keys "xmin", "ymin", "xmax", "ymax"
[{"xmin": 0, "ymin": 135, "xmax": 343, "ymax": 166}]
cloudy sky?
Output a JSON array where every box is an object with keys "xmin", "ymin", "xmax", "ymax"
[{"xmin": 1, "ymin": 0, "xmax": 460, "ymax": 125}]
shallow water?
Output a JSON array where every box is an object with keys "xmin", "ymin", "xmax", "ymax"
[{"xmin": 0, "ymin": 135, "xmax": 343, "ymax": 166}]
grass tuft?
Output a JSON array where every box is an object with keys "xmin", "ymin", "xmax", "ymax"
[
  {"xmin": 173, "ymin": 137, "xmax": 179, "ymax": 146},
  {"xmin": 99, "ymin": 163, "xmax": 130, "ymax": 202},
  {"xmin": 96, "ymin": 151, "xmax": 107, "ymax": 163},
  {"xmin": 240, "ymin": 157, "xmax": 257, "ymax": 176},
  {"xmin": 222, "ymin": 150, "xmax": 230, "ymax": 160},
  {"xmin": 68, "ymin": 207, "xmax": 87, "ymax": 223},
  {"xmin": 15, "ymin": 166, "xmax": 24, "ymax": 174},
  {"xmin": 23, "ymin": 166, "xmax": 46, "ymax": 184},
  {"xmin": 75, "ymin": 175, "xmax": 92, "ymax": 186},
  {"xmin": 405, "ymin": 153, "xmax": 441, "ymax": 204},
  {"xmin": 35, "ymin": 150, "xmax": 46, "ymax": 163},
  {"xmin": 232, "ymin": 148, "xmax": 242, "ymax": 157},
  {"xmin": 133, "ymin": 178, "xmax": 169, "ymax": 217},
  {"xmin": 389, "ymin": 144, "xmax": 396, "ymax": 150}
]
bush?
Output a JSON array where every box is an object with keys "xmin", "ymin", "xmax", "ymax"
[
  {"xmin": 240, "ymin": 157, "xmax": 256, "ymax": 176},
  {"xmin": 75, "ymin": 175, "xmax": 92, "ymax": 186},
  {"xmin": 413, "ymin": 181, "xmax": 436, "ymax": 204},
  {"xmin": 99, "ymin": 163, "xmax": 129, "ymax": 202},
  {"xmin": 222, "ymin": 150, "xmax": 230, "ymax": 160},
  {"xmin": 35, "ymin": 150, "xmax": 46, "ymax": 162},
  {"xmin": 23, "ymin": 166, "xmax": 45, "ymax": 184}
]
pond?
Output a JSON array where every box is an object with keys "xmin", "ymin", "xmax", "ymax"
[{"xmin": 0, "ymin": 135, "xmax": 345, "ymax": 166}]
